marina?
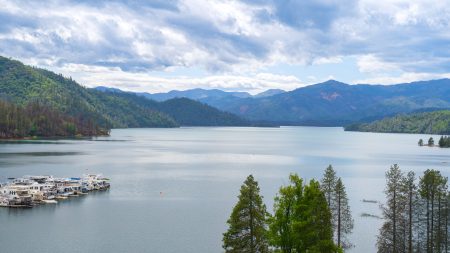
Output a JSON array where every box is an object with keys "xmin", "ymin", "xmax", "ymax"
[{"xmin": 0, "ymin": 174, "xmax": 110, "ymax": 208}]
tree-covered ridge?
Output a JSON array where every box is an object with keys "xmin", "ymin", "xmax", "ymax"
[
  {"xmin": 94, "ymin": 90, "xmax": 251, "ymax": 127},
  {"xmin": 0, "ymin": 56, "xmax": 178, "ymax": 129},
  {"xmin": 345, "ymin": 110, "xmax": 450, "ymax": 134},
  {"xmin": 107, "ymin": 79, "xmax": 450, "ymax": 126},
  {"xmin": 0, "ymin": 100, "xmax": 108, "ymax": 138},
  {"xmin": 89, "ymin": 90, "xmax": 178, "ymax": 128},
  {"xmin": 157, "ymin": 97, "xmax": 249, "ymax": 126},
  {"xmin": 187, "ymin": 79, "xmax": 450, "ymax": 126},
  {"xmin": 0, "ymin": 56, "xmax": 252, "ymax": 137}
]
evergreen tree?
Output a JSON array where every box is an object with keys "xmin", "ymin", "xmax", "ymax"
[
  {"xmin": 321, "ymin": 165, "xmax": 338, "ymax": 241},
  {"xmin": 438, "ymin": 136, "xmax": 450, "ymax": 148},
  {"xmin": 377, "ymin": 164, "xmax": 404, "ymax": 253},
  {"xmin": 334, "ymin": 178, "xmax": 354, "ymax": 249},
  {"xmin": 402, "ymin": 171, "xmax": 417, "ymax": 253},
  {"xmin": 223, "ymin": 175, "xmax": 269, "ymax": 253},
  {"xmin": 428, "ymin": 137, "xmax": 435, "ymax": 146},
  {"xmin": 378, "ymin": 167, "xmax": 450, "ymax": 253},
  {"xmin": 419, "ymin": 139, "xmax": 424, "ymax": 146},
  {"xmin": 269, "ymin": 174, "xmax": 339, "ymax": 253},
  {"xmin": 293, "ymin": 179, "xmax": 338, "ymax": 253},
  {"xmin": 418, "ymin": 169, "xmax": 448, "ymax": 253},
  {"xmin": 320, "ymin": 165, "xmax": 354, "ymax": 249},
  {"xmin": 269, "ymin": 174, "xmax": 303, "ymax": 253},
  {"xmin": 321, "ymin": 165, "xmax": 338, "ymax": 208},
  {"xmin": 439, "ymin": 136, "xmax": 445, "ymax": 147}
]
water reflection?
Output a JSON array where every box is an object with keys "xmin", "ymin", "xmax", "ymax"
[{"xmin": 0, "ymin": 127, "xmax": 448, "ymax": 253}]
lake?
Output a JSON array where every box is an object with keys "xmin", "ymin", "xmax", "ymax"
[{"xmin": 0, "ymin": 127, "xmax": 448, "ymax": 253}]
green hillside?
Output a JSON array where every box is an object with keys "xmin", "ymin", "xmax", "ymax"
[
  {"xmin": 0, "ymin": 56, "xmax": 177, "ymax": 129},
  {"xmin": 0, "ymin": 100, "xmax": 109, "ymax": 138},
  {"xmin": 345, "ymin": 110, "xmax": 450, "ymax": 134},
  {"xmin": 157, "ymin": 98, "xmax": 249, "ymax": 126},
  {"xmin": 0, "ymin": 56, "xmax": 251, "ymax": 138}
]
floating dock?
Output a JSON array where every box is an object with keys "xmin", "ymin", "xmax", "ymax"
[{"xmin": 0, "ymin": 174, "xmax": 110, "ymax": 208}]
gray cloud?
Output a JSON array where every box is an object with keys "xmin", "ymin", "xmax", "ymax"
[{"xmin": 0, "ymin": 0, "xmax": 450, "ymax": 89}]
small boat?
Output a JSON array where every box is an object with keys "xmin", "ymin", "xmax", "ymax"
[{"xmin": 42, "ymin": 199, "xmax": 57, "ymax": 204}]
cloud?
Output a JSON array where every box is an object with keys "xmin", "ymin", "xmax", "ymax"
[
  {"xmin": 55, "ymin": 63, "xmax": 304, "ymax": 94},
  {"xmin": 0, "ymin": 0, "xmax": 450, "ymax": 91},
  {"xmin": 356, "ymin": 54, "xmax": 399, "ymax": 73},
  {"xmin": 354, "ymin": 72, "xmax": 450, "ymax": 85}
]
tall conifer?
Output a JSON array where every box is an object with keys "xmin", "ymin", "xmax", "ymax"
[{"xmin": 223, "ymin": 175, "xmax": 269, "ymax": 253}]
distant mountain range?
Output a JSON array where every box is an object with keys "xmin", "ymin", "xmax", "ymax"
[
  {"xmin": 98, "ymin": 79, "xmax": 450, "ymax": 126},
  {"xmin": 95, "ymin": 86, "xmax": 286, "ymax": 101},
  {"xmin": 0, "ymin": 56, "xmax": 251, "ymax": 138}
]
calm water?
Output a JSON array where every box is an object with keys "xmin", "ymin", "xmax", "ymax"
[{"xmin": 0, "ymin": 127, "xmax": 449, "ymax": 253}]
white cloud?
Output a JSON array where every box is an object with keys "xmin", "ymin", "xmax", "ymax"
[
  {"xmin": 356, "ymin": 54, "xmax": 399, "ymax": 73},
  {"xmin": 312, "ymin": 56, "xmax": 343, "ymax": 65},
  {"xmin": 353, "ymin": 72, "xmax": 450, "ymax": 85},
  {"xmin": 1, "ymin": 0, "xmax": 450, "ymax": 90},
  {"xmin": 53, "ymin": 63, "xmax": 304, "ymax": 94}
]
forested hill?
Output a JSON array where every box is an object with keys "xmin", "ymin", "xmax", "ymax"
[
  {"xmin": 99, "ymin": 79, "xmax": 450, "ymax": 126},
  {"xmin": 0, "ymin": 100, "xmax": 109, "ymax": 138},
  {"xmin": 0, "ymin": 56, "xmax": 250, "ymax": 138},
  {"xmin": 157, "ymin": 98, "xmax": 248, "ymax": 126},
  {"xmin": 94, "ymin": 90, "xmax": 250, "ymax": 127},
  {"xmin": 213, "ymin": 79, "xmax": 450, "ymax": 125},
  {"xmin": 345, "ymin": 110, "xmax": 450, "ymax": 134}
]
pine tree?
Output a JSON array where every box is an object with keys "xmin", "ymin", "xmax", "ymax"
[
  {"xmin": 335, "ymin": 178, "xmax": 354, "ymax": 250},
  {"xmin": 428, "ymin": 137, "xmax": 434, "ymax": 146},
  {"xmin": 378, "ymin": 164, "xmax": 404, "ymax": 253},
  {"xmin": 418, "ymin": 169, "xmax": 448, "ymax": 253},
  {"xmin": 321, "ymin": 165, "xmax": 338, "ymax": 241},
  {"xmin": 418, "ymin": 139, "xmax": 424, "ymax": 146},
  {"xmin": 402, "ymin": 171, "xmax": 417, "ymax": 253},
  {"xmin": 223, "ymin": 175, "xmax": 269, "ymax": 253},
  {"xmin": 269, "ymin": 174, "xmax": 338, "ymax": 253},
  {"xmin": 293, "ymin": 179, "xmax": 338, "ymax": 253},
  {"xmin": 268, "ymin": 174, "xmax": 303, "ymax": 253},
  {"xmin": 320, "ymin": 165, "xmax": 353, "ymax": 250},
  {"xmin": 439, "ymin": 136, "xmax": 445, "ymax": 147},
  {"xmin": 321, "ymin": 165, "xmax": 338, "ymax": 208}
]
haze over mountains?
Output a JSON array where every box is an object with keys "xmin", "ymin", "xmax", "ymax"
[{"xmin": 97, "ymin": 79, "xmax": 450, "ymax": 126}]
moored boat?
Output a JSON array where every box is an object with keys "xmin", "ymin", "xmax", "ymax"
[{"xmin": 0, "ymin": 173, "xmax": 110, "ymax": 208}]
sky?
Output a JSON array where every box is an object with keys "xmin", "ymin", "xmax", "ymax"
[{"xmin": 1, "ymin": 0, "xmax": 450, "ymax": 94}]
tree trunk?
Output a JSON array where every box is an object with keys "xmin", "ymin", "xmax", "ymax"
[
  {"xmin": 427, "ymin": 188, "xmax": 431, "ymax": 253},
  {"xmin": 409, "ymin": 188, "xmax": 413, "ymax": 253},
  {"xmin": 394, "ymin": 189, "xmax": 397, "ymax": 253},
  {"xmin": 445, "ymin": 195, "xmax": 448, "ymax": 253},
  {"xmin": 249, "ymin": 189, "xmax": 254, "ymax": 253},
  {"xmin": 337, "ymin": 189, "xmax": 341, "ymax": 248},
  {"xmin": 431, "ymin": 181, "xmax": 434, "ymax": 253},
  {"xmin": 437, "ymin": 192, "xmax": 441, "ymax": 252}
]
